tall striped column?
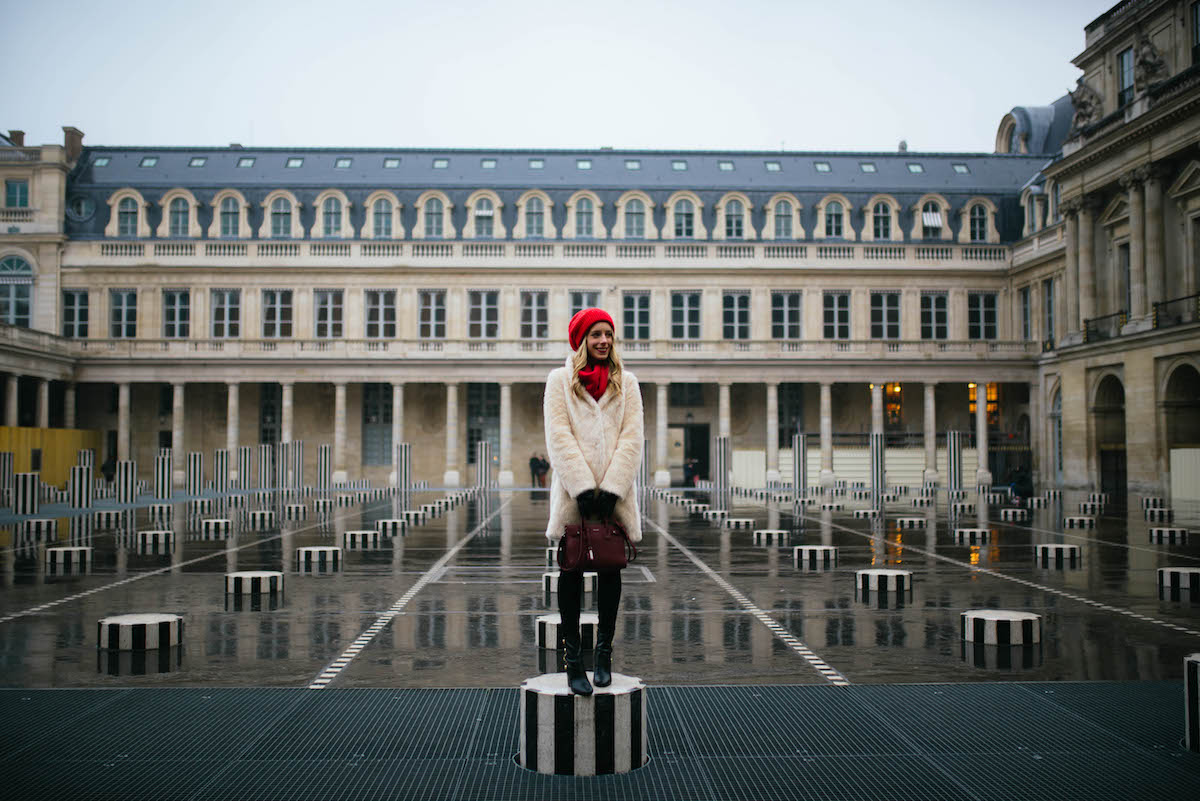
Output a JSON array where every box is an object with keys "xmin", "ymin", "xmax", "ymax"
[
  {"xmin": 0, "ymin": 451, "xmax": 13, "ymax": 507},
  {"xmin": 317, "ymin": 444, "xmax": 332, "ymax": 490},
  {"xmin": 637, "ymin": 438, "xmax": 650, "ymax": 492},
  {"xmin": 257, "ymin": 444, "xmax": 273, "ymax": 489},
  {"xmin": 13, "ymin": 472, "xmax": 39, "ymax": 514},
  {"xmin": 69, "ymin": 464, "xmax": 93, "ymax": 509},
  {"xmin": 154, "ymin": 453, "xmax": 172, "ymax": 500},
  {"xmin": 236, "ymin": 446, "xmax": 252, "ymax": 491},
  {"xmin": 792, "ymin": 432, "xmax": 807, "ymax": 499},
  {"xmin": 77, "ymin": 449, "xmax": 95, "ymax": 468},
  {"xmin": 947, "ymin": 430, "xmax": 963, "ymax": 494},
  {"xmin": 276, "ymin": 442, "xmax": 289, "ymax": 489},
  {"xmin": 394, "ymin": 442, "xmax": 411, "ymax": 488},
  {"xmin": 213, "ymin": 450, "xmax": 229, "ymax": 494},
  {"xmin": 476, "ymin": 441, "xmax": 493, "ymax": 488},
  {"xmin": 1187, "ymin": 653, "xmax": 1200, "ymax": 753},
  {"xmin": 187, "ymin": 452, "xmax": 204, "ymax": 496},
  {"xmin": 115, "ymin": 460, "xmax": 137, "ymax": 504},
  {"xmin": 869, "ymin": 432, "xmax": 885, "ymax": 509},
  {"xmin": 291, "ymin": 441, "xmax": 304, "ymax": 489}
]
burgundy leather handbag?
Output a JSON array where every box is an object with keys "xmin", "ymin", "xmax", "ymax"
[{"xmin": 558, "ymin": 520, "xmax": 637, "ymax": 572}]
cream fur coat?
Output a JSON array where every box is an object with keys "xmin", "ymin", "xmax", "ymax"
[{"xmin": 543, "ymin": 356, "xmax": 644, "ymax": 543}]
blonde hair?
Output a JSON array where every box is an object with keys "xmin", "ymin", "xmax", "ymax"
[{"xmin": 570, "ymin": 334, "xmax": 623, "ymax": 401}]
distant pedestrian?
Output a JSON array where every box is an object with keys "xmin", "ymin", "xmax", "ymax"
[
  {"xmin": 529, "ymin": 453, "xmax": 541, "ymax": 487},
  {"xmin": 537, "ymin": 454, "xmax": 550, "ymax": 487}
]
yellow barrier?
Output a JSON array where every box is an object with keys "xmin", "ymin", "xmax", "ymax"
[{"xmin": 0, "ymin": 427, "xmax": 104, "ymax": 487}]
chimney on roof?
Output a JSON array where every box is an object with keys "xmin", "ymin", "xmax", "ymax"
[
  {"xmin": 7, "ymin": 130, "xmax": 25, "ymax": 147},
  {"xmin": 62, "ymin": 126, "xmax": 84, "ymax": 163},
  {"xmin": 898, "ymin": 140, "xmax": 908, "ymax": 153}
]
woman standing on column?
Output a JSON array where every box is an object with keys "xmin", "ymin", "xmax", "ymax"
[{"xmin": 544, "ymin": 307, "xmax": 644, "ymax": 695}]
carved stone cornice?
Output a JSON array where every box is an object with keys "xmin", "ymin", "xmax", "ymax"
[{"xmin": 1059, "ymin": 197, "xmax": 1083, "ymax": 217}]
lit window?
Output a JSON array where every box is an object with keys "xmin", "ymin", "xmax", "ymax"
[
  {"xmin": 384, "ymin": 157, "xmax": 400, "ymax": 168},
  {"xmin": 286, "ymin": 157, "xmax": 303, "ymax": 168},
  {"xmin": 335, "ymin": 157, "xmax": 352, "ymax": 169},
  {"xmin": 907, "ymin": 163, "xmax": 924, "ymax": 173},
  {"xmin": 237, "ymin": 157, "xmax": 255, "ymax": 168},
  {"xmin": 814, "ymin": 161, "xmax": 831, "ymax": 173},
  {"xmin": 93, "ymin": 156, "xmax": 110, "ymax": 167},
  {"xmin": 529, "ymin": 158, "xmax": 544, "ymax": 169},
  {"xmin": 139, "ymin": 156, "xmax": 158, "ymax": 167},
  {"xmin": 481, "ymin": 158, "xmax": 496, "ymax": 169},
  {"xmin": 859, "ymin": 162, "xmax": 876, "ymax": 173},
  {"xmin": 718, "ymin": 161, "xmax": 734, "ymax": 171},
  {"xmin": 764, "ymin": 161, "xmax": 781, "ymax": 172},
  {"xmin": 625, "ymin": 159, "xmax": 641, "ymax": 170},
  {"xmin": 188, "ymin": 156, "xmax": 207, "ymax": 167},
  {"xmin": 952, "ymin": 163, "xmax": 969, "ymax": 174},
  {"xmin": 576, "ymin": 159, "xmax": 592, "ymax": 170},
  {"xmin": 672, "ymin": 160, "xmax": 687, "ymax": 171},
  {"xmin": 433, "ymin": 158, "xmax": 449, "ymax": 169}
]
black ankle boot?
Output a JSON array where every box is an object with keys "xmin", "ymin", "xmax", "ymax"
[
  {"xmin": 562, "ymin": 631, "xmax": 593, "ymax": 696},
  {"xmin": 592, "ymin": 630, "xmax": 613, "ymax": 687}
]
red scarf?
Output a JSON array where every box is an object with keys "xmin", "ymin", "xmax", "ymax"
[{"xmin": 578, "ymin": 363, "xmax": 609, "ymax": 401}]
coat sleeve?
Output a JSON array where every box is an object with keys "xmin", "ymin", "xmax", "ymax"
[
  {"xmin": 544, "ymin": 370, "xmax": 597, "ymax": 499},
  {"xmin": 599, "ymin": 373, "xmax": 645, "ymax": 499}
]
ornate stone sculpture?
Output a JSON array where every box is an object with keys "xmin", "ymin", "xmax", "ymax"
[
  {"xmin": 1134, "ymin": 30, "xmax": 1168, "ymax": 92},
  {"xmin": 1069, "ymin": 78, "xmax": 1104, "ymax": 135}
]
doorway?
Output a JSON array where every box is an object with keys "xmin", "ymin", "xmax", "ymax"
[
  {"xmin": 684, "ymin": 423, "xmax": 710, "ymax": 484},
  {"xmin": 1093, "ymin": 374, "xmax": 1126, "ymax": 503}
]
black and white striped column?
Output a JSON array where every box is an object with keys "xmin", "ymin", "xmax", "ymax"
[
  {"xmin": 68, "ymin": 464, "xmax": 93, "ymax": 509},
  {"xmin": 476, "ymin": 440, "xmax": 493, "ymax": 489},
  {"xmin": 236, "ymin": 446, "xmax": 252, "ymax": 491},
  {"xmin": 344, "ymin": 530, "xmax": 385, "ymax": 549},
  {"xmin": 1158, "ymin": 567, "xmax": 1200, "ymax": 601},
  {"xmin": 154, "ymin": 452, "xmax": 172, "ymax": 500},
  {"xmin": 946, "ymin": 430, "xmax": 963, "ymax": 494},
  {"xmin": 543, "ymin": 571, "xmax": 596, "ymax": 594},
  {"xmin": 257, "ymin": 444, "xmax": 273, "ymax": 489},
  {"xmin": 869, "ymin": 432, "xmax": 885, "ymax": 509},
  {"xmin": 317, "ymin": 444, "xmax": 331, "ymax": 491},
  {"xmin": 97, "ymin": 613, "xmax": 184, "ymax": 650},
  {"xmin": 187, "ymin": 452, "xmax": 203, "ymax": 497},
  {"xmin": 46, "ymin": 546, "xmax": 92, "ymax": 573},
  {"xmin": 291, "ymin": 440, "xmax": 304, "ymax": 489},
  {"xmin": 535, "ymin": 612, "xmax": 598, "ymax": 650},
  {"xmin": 1149, "ymin": 528, "xmax": 1189, "ymax": 544},
  {"xmin": 792, "ymin": 433, "xmax": 807, "ymax": 503},
  {"xmin": 856, "ymin": 569, "xmax": 913, "ymax": 597},
  {"xmin": 1035, "ymin": 544, "xmax": 1080, "ymax": 569},
  {"xmin": 213, "ymin": 449, "xmax": 229, "ymax": 494},
  {"xmin": 225, "ymin": 571, "xmax": 284, "ymax": 596},
  {"xmin": 960, "ymin": 610, "xmax": 1042, "ymax": 645},
  {"xmin": 14, "ymin": 472, "xmax": 39, "ymax": 515},
  {"xmin": 519, "ymin": 673, "xmax": 648, "ymax": 776},
  {"xmin": 115, "ymin": 460, "xmax": 136, "ymax": 504},
  {"xmin": 249, "ymin": 509, "xmax": 276, "ymax": 530},
  {"xmin": 1186, "ymin": 653, "xmax": 1200, "ymax": 753},
  {"xmin": 793, "ymin": 545, "xmax": 837, "ymax": 570},
  {"xmin": 297, "ymin": 546, "xmax": 341, "ymax": 571},
  {"xmin": 752, "ymin": 529, "xmax": 788, "ymax": 545}
]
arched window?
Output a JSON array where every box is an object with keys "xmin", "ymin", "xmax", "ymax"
[
  {"xmin": 725, "ymin": 199, "xmax": 744, "ymax": 239},
  {"xmin": 1007, "ymin": 125, "xmax": 1019, "ymax": 154},
  {"xmin": 674, "ymin": 199, "xmax": 694, "ymax": 238},
  {"xmin": 526, "ymin": 196, "xmax": 544, "ymax": 237},
  {"xmin": 825, "ymin": 201, "xmax": 843, "ymax": 237},
  {"xmin": 271, "ymin": 197, "xmax": 292, "ymax": 239},
  {"xmin": 626, "ymin": 199, "xmax": 645, "ymax": 238},
  {"xmin": 220, "ymin": 197, "xmax": 239, "ymax": 238},
  {"xmin": 969, "ymin": 205, "xmax": 987, "ymax": 242},
  {"xmin": 169, "ymin": 197, "xmax": 189, "ymax": 238},
  {"xmin": 576, "ymin": 197, "xmax": 593, "ymax": 237},
  {"xmin": 775, "ymin": 200, "xmax": 792, "ymax": 239},
  {"xmin": 425, "ymin": 197, "xmax": 444, "ymax": 238},
  {"xmin": 0, "ymin": 256, "xmax": 32, "ymax": 328},
  {"xmin": 373, "ymin": 199, "xmax": 393, "ymax": 239},
  {"xmin": 118, "ymin": 197, "xmax": 138, "ymax": 237},
  {"xmin": 872, "ymin": 202, "xmax": 890, "ymax": 240},
  {"xmin": 475, "ymin": 198, "xmax": 494, "ymax": 238},
  {"xmin": 322, "ymin": 197, "xmax": 342, "ymax": 238},
  {"xmin": 921, "ymin": 201, "xmax": 942, "ymax": 239}
]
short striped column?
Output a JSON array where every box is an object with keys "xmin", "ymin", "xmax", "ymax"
[
  {"xmin": 1000, "ymin": 508, "xmax": 1028, "ymax": 523},
  {"xmin": 344, "ymin": 530, "xmax": 385, "ymax": 549},
  {"xmin": 819, "ymin": 502, "xmax": 843, "ymax": 511},
  {"xmin": 910, "ymin": 496, "xmax": 933, "ymax": 508},
  {"xmin": 1027, "ymin": 496, "xmax": 1048, "ymax": 509},
  {"xmin": 1044, "ymin": 489, "xmax": 1062, "ymax": 500},
  {"xmin": 115, "ymin": 460, "xmax": 136, "ymax": 504},
  {"xmin": 869, "ymin": 431, "xmax": 885, "ymax": 508},
  {"xmin": 954, "ymin": 528, "xmax": 990, "ymax": 544},
  {"xmin": 853, "ymin": 508, "xmax": 877, "ymax": 519},
  {"xmin": 535, "ymin": 612, "xmax": 599, "ymax": 650},
  {"xmin": 792, "ymin": 432, "xmax": 807, "ymax": 499},
  {"xmin": 895, "ymin": 517, "xmax": 926, "ymax": 529},
  {"xmin": 1035, "ymin": 543, "xmax": 1080, "ymax": 569},
  {"xmin": 285, "ymin": 503, "xmax": 307, "ymax": 521},
  {"xmin": 202, "ymin": 519, "xmax": 231, "ymax": 537},
  {"xmin": 950, "ymin": 501, "xmax": 976, "ymax": 516},
  {"xmin": 793, "ymin": 545, "xmax": 837, "ymax": 570},
  {"xmin": 1064, "ymin": 516, "xmax": 1095, "ymax": 529},
  {"xmin": 94, "ymin": 509, "xmax": 126, "ymax": 529},
  {"xmin": 133, "ymin": 530, "xmax": 174, "ymax": 553},
  {"xmin": 376, "ymin": 519, "xmax": 405, "ymax": 536},
  {"xmin": 314, "ymin": 497, "xmax": 333, "ymax": 513},
  {"xmin": 1078, "ymin": 501, "xmax": 1103, "ymax": 515},
  {"xmin": 543, "ymin": 571, "xmax": 596, "ymax": 594},
  {"xmin": 0, "ymin": 451, "xmax": 13, "ymax": 506},
  {"xmin": 97, "ymin": 613, "xmax": 184, "ymax": 650},
  {"xmin": 20, "ymin": 518, "xmax": 57, "ymax": 538},
  {"xmin": 297, "ymin": 546, "xmax": 341, "ymax": 572},
  {"xmin": 855, "ymin": 569, "xmax": 913, "ymax": 602},
  {"xmin": 14, "ymin": 472, "xmax": 39, "ymax": 515},
  {"xmin": 45, "ymin": 546, "xmax": 92, "ymax": 573},
  {"xmin": 225, "ymin": 571, "xmax": 284, "ymax": 596},
  {"xmin": 960, "ymin": 610, "xmax": 1041, "ymax": 645},
  {"xmin": 68, "ymin": 465, "xmax": 93, "ymax": 509},
  {"xmin": 257, "ymin": 444, "xmax": 274, "ymax": 488},
  {"xmin": 1149, "ymin": 528, "xmax": 1189, "ymax": 544},
  {"xmin": 1142, "ymin": 496, "xmax": 1166, "ymax": 509},
  {"xmin": 248, "ymin": 509, "xmax": 276, "ymax": 530},
  {"xmin": 519, "ymin": 673, "xmax": 647, "ymax": 776},
  {"xmin": 753, "ymin": 529, "xmax": 788, "ymax": 545},
  {"xmin": 187, "ymin": 452, "xmax": 203, "ymax": 496},
  {"xmin": 1088, "ymin": 492, "xmax": 1110, "ymax": 504},
  {"xmin": 1159, "ymin": 567, "xmax": 1200, "ymax": 601},
  {"xmin": 1145, "ymin": 507, "xmax": 1174, "ymax": 523},
  {"xmin": 723, "ymin": 518, "xmax": 754, "ymax": 529},
  {"xmin": 1186, "ymin": 653, "xmax": 1200, "ymax": 753}
]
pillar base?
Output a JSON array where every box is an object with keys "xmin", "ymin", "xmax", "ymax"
[
  {"xmin": 653, "ymin": 470, "xmax": 670, "ymax": 487},
  {"xmin": 443, "ymin": 470, "xmax": 461, "ymax": 488},
  {"xmin": 923, "ymin": 469, "xmax": 939, "ymax": 484},
  {"xmin": 498, "ymin": 470, "xmax": 515, "ymax": 487},
  {"xmin": 331, "ymin": 470, "xmax": 348, "ymax": 485},
  {"xmin": 1120, "ymin": 315, "xmax": 1154, "ymax": 335},
  {"xmin": 819, "ymin": 469, "xmax": 835, "ymax": 488},
  {"xmin": 1059, "ymin": 331, "xmax": 1084, "ymax": 347}
]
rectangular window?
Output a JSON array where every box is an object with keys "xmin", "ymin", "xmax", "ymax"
[
  {"xmin": 1019, "ymin": 286, "xmax": 1031, "ymax": 340},
  {"xmin": 1118, "ymin": 242, "xmax": 1131, "ymax": 313},
  {"xmin": 419, "ymin": 290, "xmax": 446, "ymax": 339},
  {"xmin": 520, "ymin": 290, "xmax": 549, "ymax": 340},
  {"xmin": 62, "ymin": 290, "xmax": 88, "ymax": 338},
  {"xmin": 764, "ymin": 161, "xmax": 781, "ymax": 172},
  {"xmin": 569, "ymin": 291, "xmax": 599, "ymax": 317},
  {"xmin": 625, "ymin": 159, "xmax": 641, "ymax": 171},
  {"xmin": 110, "ymin": 289, "xmax": 137, "ymax": 338},
  {"xmin": 813, "ymin": 161, "xmax": 831, "ymax": 173},
  {"xmin": 529, "ymin": 158, "xmax": 544, "ymax": 169},
  {"xmin": 623, "ymin": 292, "xmax": 650, "ymax": 341},
  {"xmin": 383, "ymin": 157, "xmax": 400, "ymax": 169},
  {"xmin": 869, "ymin": 292, "xmax": 900, "ymax": 339},
  {"xmin": 1117, "ymin": 47, "xmax": 1135, "ymax": 107},
  {"xmin": 161, "ymin": 289, "xmax": 189, "ymax": 339},
  {"xmin": 671, "ymin": 291, "xmax": 701, "ymax": 339},
  {"xmin": 365, "ymin": 290, "xmax": 396, "ymax": 339},
  {"xmin": 1043, "ymin": 278, "xmax": 1055, "ymax": 343},
  {"xmin": 262, "ymin": 289, "xmax": 293, "ymax": 338},
  {"xmin": 771, "ymin": 291, "xmax": 801, "ymax": 339},
  {"xmin": 335, "ymin": 157, "xmax": 352, "ymax": 169},
  {"xmin": 967, "ymin": 292, "xmax": 997, "ymax": 340},
  {"xmin": 625, "ymin": 204, "xmax": 645, "ymax": 238},
  {"xmin": 314, "ymin": 290, "xmax": 344, "ymax": 338},
  {"xmin": 859, "ymin": 162, "xmax": 876, "ymax": 173},
  {"xmin": 139, "ymin": 156, "xmax": 158, "ymax": 168},
  {"xmin": 433, "ymin": 158, "xmax": 449, "ymax": 169},
  {"xmin": 775, "ymin": 207, "xmax": 792, "ymax": 239},
  {"xmin": 468, "ymin": 291, "xmax": 499, "ymax": 339},
  {"xmin": 576, "ymin": 159, "xmax": 592, "ymax": 170},
  {"xmin": 236, "ymin": 157, "xmax": 255, "ymax": 168},
  {"xmin": 823, "ymin": 292, "xmax": 849, "ymax": 339},
  {"xmin": 5, "ymin": 180, "xmax": 29, "ymax": 208},
  {"xmin": 210, "ymin": 289, "xmax": 240, "ymax": 339},
  {"xmin": 718, "ymin": 160, "xmax": 734, "ymax": 171},
  {"xmin": 0, "ymin": 285, "xmax": 31, "ymax": 328},
  {"xmin": 671, "ymin": 160, "xmax": 687, "ymax": 171},
  {"xmin": 968, "ymin": 382, "xmax": 999, "ymax": 427},
  {"xmin": 361, "ymin": 383, "xmax": 393, "ymax": 466},
  {"xmin": 920, "ymin": 292, "xmax": 948, "ymax": 340},
  {"xmin": 286, "ymin": 157, "xmax": 303, "ymax": 168},
  {"xmin": 188, "ymin": 156, "xmax": 207, "ymax": 168},
  {"xmin": 722, "ymin": 292, "xmax": 750, "ymax": 340}
]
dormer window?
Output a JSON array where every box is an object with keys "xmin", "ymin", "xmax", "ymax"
[
  {"xmin": 814, "ymin": 161, "xmax": 831, "ymax": 173},
  {"xmin": 433, "ymin": 158, "xmax": 449, "ymax": 169},
  {"xmin": 93, "ymin": 156, "xmax": 111, "ymax": 167},
  {"xmin": 335, "ymin": 158, "xmax": 352, "ymax": 169},
  {"xmin": 576, "ymin": 159, "xmax": 592, "ymax": 170},
  {"xmin": 718, "ymin": 161, "xmax": 734, "ymax": 171},
  {"xmin": 286, "ymin": 157, "xmax": 303, "ymax": 168},
  {"xmin": 671, "ymin": 160, "xmax": 687, "ymax": 171},
  {"xmin": 953, "ymin": 163, "xmax": 969, "ymax": 174},
  {"xmin": 529, "ymin": 158, "xmax": 544, "ymax": 169},
  {"xmin": 764, "ymin": 161, "xmax": 781, "ymax": 172},
  {"xmin": 384, "ymin": 157, "xmax": 400, "ymax": 168},
  {"xmin": 188, "ymin": 157, "xmax": 207, "ymax": 167},
  {"xmin": 907, "ymin": 163, "xmax": 924, "ymax": 174},
  {"xmin": 237, "ymin": 157, "xmax": 255, "ymax": 168},
  {"xmin": 859, "ymin": 162, "xmax": 876, "ymax": 173},
  {"xmin": 139, "ymin": 156, "xmax": 158, "ymax": 167},
  {"xmin": 481, "ymin": 158, "xmax": 497, "ymax": 169},
  {"xmin": 625, "ymin": 160, "xmax": 641, "ymax": 170}
]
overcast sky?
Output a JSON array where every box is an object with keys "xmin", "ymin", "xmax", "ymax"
[{"xmin": 7, "ymin": 0, "xmax": 1113, "ymax": 153}]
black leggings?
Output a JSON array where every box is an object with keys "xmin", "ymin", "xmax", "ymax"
[{"xmin": 558, "ymin": 569, "xmax": 622, "ymax": 632}]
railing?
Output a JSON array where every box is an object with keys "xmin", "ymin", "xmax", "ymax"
[
  {"xmin": 764, "ymin": 245, "xmax": 806, "ymax": 259},
  {"xmin": 664, "ymin": 244, "xmax": 707, "ymax": 258},
  {"xmin": 361, "ymin": 242, "xmax": 403, "ymax": 257},
  {"xmin": 206, "ymin": 242, "xmax": 248, "ymax": 257},
  {"xmin": 99, "ymin": 243, "xmax": 144, "ymax": 257},
  {"xmin": 310, "ymin": 242, "xmax": 351, "ymax": 257},
  {"xmin": 154, "ymin": 242, "xmax": 195, "ymax": 257},
  {"xmin": 0, "ymin": 208, "xmax": 35, "ymax": 223},
  {"xmin": 915, "ymin": 246, "xmax": 953, "ymax": 260},
  {"xmin": 514, "ymin": 244, "xmax": 553, "ymax": 258},
  {"xmin": 1083, "ymin": 310, "xmax": 1126, "ymax": 343},
  {"xmin": 257, "ymin": 242, "xmax": 300, "ymax": 257},
  {"xmin": 1152, "ymin": 293, "xmax": 1200, "ymax": 330},
  {"xmin": 563, "ymin": 244, "xmax": 606, "ymax": 258},
  {"xmin": 462, "ymin": 243, "xmax": 504, "ymax": 258},
  {"xmin": 615, "ymin": 244, "xmax": 654, "ymax": 258},
  {"xmin": 716, "ymin": 245, "xmax": 754, "ymax": 259},
  {"xmin": 863, "ymin": 246, "xmax": 904, "ymax": 261},
  {"xmin": 817, "ymin": 245, "xmax": 853, "ymax": 259},
  {"xmin": 0, "ymin": 147, "xmax": 40, "ymax": 162},
  {"xmin": 962, "ymin": 246, "xmax": 1006, "ymax": 261},
  {"xmin": 411, "ymin": 243, "xmax": 452, "ymax": 257}
]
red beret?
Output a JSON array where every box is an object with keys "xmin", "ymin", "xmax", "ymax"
[{"xmin": 568, "ymin": 308, "xmax": 615, "ymax": 350}]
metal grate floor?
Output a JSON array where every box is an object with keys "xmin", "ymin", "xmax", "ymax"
[{"xmin": 0, "ymin": 681, "xmax": 1197, "ymax": 800}]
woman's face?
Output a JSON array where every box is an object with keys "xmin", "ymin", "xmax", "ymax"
[{"xmin": 585, "ymin": 322, "xmax": 614, "ymax": 362}]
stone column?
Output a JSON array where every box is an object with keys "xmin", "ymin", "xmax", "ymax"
[
  {"xmin": 64, "ymin": 382, "xmax": 76, "ymax": 429},
  {"xmin": 718, "ymin": 382, "xmax": 731, "ymax": 439},
  {"xmin": 870, "ymin": 383, "xmax": 883, "ymax": 436},
  {"xmin": 975, "ymin": 382, "xmax": 992, "ymax": 486},
  {"xmin": 498, "ymin": 382, "xmax": 513, "ymax": 486},
  {"xmin": 1063, "ymin": 203, "xmax": 1080, "ymax": 338},
  {"xmin": 118, "ymin": 382, "xmax": 131, "ymax": 461},
  {"xmin": 5, "ymin": 374, "xmax": 18, "ymax": 427},
  {"xmin": 1123, "ymin": 170, "xmax": 1147, "ymax": 321},
  {"xmin": 654, "ymin": 383, "xmax": 670, "ymax": 487},
  {"xmin": 36, "ymin": 379, "xmax": 49, "ymax": 428},
  {"xmin": 1029, "ymin": 378, "xmax": 1042, "ymax": 488},
  {"xmin": 444, "ymin": 382, "xmax": 460, "ymax": 487},
  {"xmin": 765, "ymin": 382, "xmax": 780, "ymax": 485},
  {"xmin": 819, "ymin": 381, "xmax": 834, "ymax": 486},
  {"xmin": 389, "ymin": 382, "xmax": 404, "ymax": 486},
  {"xmin": 332, "ymin": 382, "xmax": 347, "ymax": 484},
  {"xmin": 226, "ymin": 382, "xmax": 239, "ymax": 482},
  {"xmin": 923, "ymin": 382, "xmax": 938, "ymax": 483},
  {"xmin": 1144, "ymin": 166, "xmax": 1166, "ymax": 312},
  {"xmin": 171, "ymin": 382, "xmax": 185, "ymax": 487},
  {"xmin": 280, "ymin": 382, "xmax": 294, "ymax": 445},
  {"xmin": 1078, "ymin": 199, "xmax": 1096, "ymax": 328}
]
